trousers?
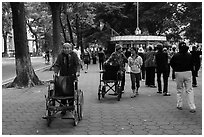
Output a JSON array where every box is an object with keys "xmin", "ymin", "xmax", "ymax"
[{"xmin": 175, "ymin": 71, "xmax": 196, "ymax": 110}]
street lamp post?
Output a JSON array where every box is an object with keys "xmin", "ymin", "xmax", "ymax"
[{"xmin": 135, "ymin": 2, "xmax": 141, "ymax": 35}]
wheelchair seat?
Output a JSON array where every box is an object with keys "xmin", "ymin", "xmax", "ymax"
[
  {"xmin": 102, "ymin": 64, "xmax": 121, "ymax": 81},
  {"xmin": 54, "ymin": 75, "xmax": 75, "ymax": 97}
]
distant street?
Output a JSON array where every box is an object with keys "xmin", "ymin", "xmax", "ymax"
[{"xmin": 2, "ymin": 56, "xmax": 50, "ymax": 83}]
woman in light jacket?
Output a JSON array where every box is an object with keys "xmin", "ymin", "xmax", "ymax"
[{"xmin": 128, "ymin": 47, "xmax": 143, "ymax": 98}]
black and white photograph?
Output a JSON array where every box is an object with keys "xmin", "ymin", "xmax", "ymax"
[{"xmin": 2, "ymin": 1, "xmax": 202, "ymax": 135}]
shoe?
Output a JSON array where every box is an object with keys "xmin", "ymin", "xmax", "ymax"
[
  {"xmin": 157, "ymin": 91, "xmax": 162, "ymax": 94},
  {"xmin": 85, "ymin": 71, "xmax": 87, "ymax": 73},
  {"xmin": 192, "ymin": 85, "xmax": 197, "ymax": 87},
  {"xmin": 136, "ymin": 92, "xmax": 139, "ymax": 95},
  {"xmin": 150, "ymin": 85, "xmax": 156, "ymax": 88},
  {"xmin": 190, "ymin": 109, "xmax": 196, "ymax": 113},
  {"xmin": 61, "ymin": 111, "xmax": 66, "ymax": 116},
  {"xmin": 177, "ymin": 107, "xmax": 183, "ymax": 110},
  {"xmin": 163, "ymin": 93, "xmax": 171, "ymax": 96},
  {"xmin": 131, "ymin": 94, "xmax": 136, "ymax": 98}
]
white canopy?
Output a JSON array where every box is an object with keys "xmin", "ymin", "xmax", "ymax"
[{"xmin": 110, "ymin": 35, "xmax": 167, "ymax": 42}]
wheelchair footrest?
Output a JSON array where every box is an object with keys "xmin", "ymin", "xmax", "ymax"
[
  {"xmin": 48, "ymin": 106, "xmax": 74, "ymax": 111},
  {"xmin": 51, "ymin": 96, "xmax": 74, "ymax": 100},
  {"xmin": 42, "ymin": 115, "xmax": 56, "ymax": 119}
]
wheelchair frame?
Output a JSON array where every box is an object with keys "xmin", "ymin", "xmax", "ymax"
[
  {"xmin": 98, "ymin": 70, "xmax": 122, "ymax": 101},
  {"xmin": 42, "ymin": 75, "xmax": 84, "ymax": 127}
]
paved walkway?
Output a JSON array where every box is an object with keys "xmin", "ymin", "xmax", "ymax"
[{"xmin": 2, "ymin": 64, "xmax": 202, "ymax": 135}]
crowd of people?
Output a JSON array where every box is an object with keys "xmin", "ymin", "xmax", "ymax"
[{"xmin": 53, "ymin": 41, "xmax": 201, "ymax": 114}]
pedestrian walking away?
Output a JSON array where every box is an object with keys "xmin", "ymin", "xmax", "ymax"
[
  {"xmin": 83, "ymin": 48, "xmax": 91, "ymax": 73},
  {"xmin": 190, "ymin": 45, "xmax": 202, "ymax": 87},
  {"xmin": 155, "ymin": 43, "xmax": 170, "ymax": 96},
  {"xmin": 128, "ymin": 47, "xmax": 143, "ymax": 98},
  {"xmin": 170, "ymin": 41, "xmax": 196, "ymax": 113},
  {"xmin": 98, "ymin": 47, "xmax": 106, "ymax": 70},
  {"xmin": 53, "ymin": 42, "xmax": 81, "ymax": 115},
  {"xmin": 144, "ymin": 45, "xmax": 156, "ymax": 87}
]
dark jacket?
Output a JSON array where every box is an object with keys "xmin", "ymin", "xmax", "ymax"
[
  {"xmin": 155, "ymin": 51, "xmax": 168, "ymax": 72},
  {"xmin": 190, "ymin": 50, "xmax": 202, "ymax": 71},
  {"xmin": 170, "ymin": 52, "xmax": 193, "ymax": 72},
  {"xmin": 54, "ymin": 52, "xmax": 80, "ymax": 76},
  {"xmin": 144, "ymin": 51, "xmax": 156, "ymax": 67}
]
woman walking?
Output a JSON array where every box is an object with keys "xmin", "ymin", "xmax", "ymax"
[
  {"xmin": 144, "ymin": 45, "xmax": 156, "ymax": 87},
  {"xmin": 128, "ymin": 47, "xmax": 143, "ymax": 98}
]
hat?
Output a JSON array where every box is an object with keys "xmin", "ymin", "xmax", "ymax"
[{"xmin": 138, "ymin": 47, "xmax": 144, "ymax": 53}]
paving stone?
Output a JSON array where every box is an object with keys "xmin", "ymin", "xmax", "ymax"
[
  {"xmin": 174, "ymin": 125, "xmax": 188, "ymax": 130},
  {"xmin": 88, "ymin": 131, "xmax": 104, "ymax": 135},
  {"xmin": 178, "ymin": 129, "xmax": 194, "ymax": 135},
  {"xmin": 103, "ymin": 130, "xmax": 118, "ymax": 135},
  {"xmin": 163, "ymin": 129, "xmax": 179, "ymax": 135},
  {"xmin": 132, "ymin": 129, "xmax": 149, "ymax": 135},
  {"xmin": 145, "ymin": 125, "xmax": 159, "ymax": 130}
]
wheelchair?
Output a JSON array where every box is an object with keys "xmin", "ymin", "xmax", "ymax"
[
  {"xmin": 98, "ymin": 64, "xmax": 123, "ymax": 101},
  {"xmin": 42, "ymin": 75, "xmax": 84, "ymax": 127}
]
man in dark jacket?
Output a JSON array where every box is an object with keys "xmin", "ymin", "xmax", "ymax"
[
  {"xmin": 190, "ymin": 46, "xmax": 202, "ymax": 87},
  {"xmin": 155, "ymin": 44, "xmax": 170, "ymax": 96},
  {"xmin": 170, "ymin": 42, "xmax": 196, "ymax": 113},
  {"xmin": 54, "ymin": 42, "xmax": 80, "ymax": 115}
]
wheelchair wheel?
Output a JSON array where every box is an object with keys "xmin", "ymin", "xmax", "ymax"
[
  {"xmin": 78, "ymin": 91, "xmax": 84, "ymax": 120},
  {"xmin": 46, "ymin": 110, "xmax": 52, "ymax": 127},
  {"xmin": 102, "ymin": 86, "xmax": 106, "ymax": 98},
  {"xmin": 116, "ymin": 85, "xmax": 121, "ymax": 101},
  {"xmin": 73, "ymin": 101, "xmax": 79, "ymax": 126},
  {"xmin": 98, "ymin": 85, "xmax": 102, "ymax": 100}
]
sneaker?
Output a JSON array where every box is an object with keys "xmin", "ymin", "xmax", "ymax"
[
  {"xmin": 190, "ymin": 109, "xmax": 196, "ymax": 113},
  {"xmin": 192, "ymin": 85, "xmax": 197, "ymax": 87},
  {"xmin": 163, "ymin": 93, "xmax": 171, "ymax": 96},
  {"xmin": 131, "ymin": 94, "xmax": 136, "ymax": 98},
  {"xmin": 177, "ymin": 107, "xmax": 183, "ymax": 110},
  {"xmin": 157, "ymin": 91, "xmax": 162, "ymax": 94}
]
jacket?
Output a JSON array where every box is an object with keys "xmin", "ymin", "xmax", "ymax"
[
  {"xmin": 144, "ymin": 51, "xmax": 156, "ymax": 67},
  {"xmin": 54, "ymin": 52, "xmax": 80, "ymax": 76},
  {"xmin": 155, "ymin": 51, "xmax": 168, "ymax": 72},
  {"xmin": 170, "ymin": 52, "xmax": 193, "ymax": 72}
]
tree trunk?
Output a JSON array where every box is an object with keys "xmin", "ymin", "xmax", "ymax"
[
  {"xmin": 49, "ymin": 2, "xmax": 62, "ymax": 65},
  {"xmin": 66, "ymin": 13, "xmax": 74, "ymax": 46},
  {"xmin": 3, "ymin": 33, "xmax": 8, "ymax": 57},
  {"xmin": 9, "ymin": 2, "xmax": 41, "ymax": 88}
]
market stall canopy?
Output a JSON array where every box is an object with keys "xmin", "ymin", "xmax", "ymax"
[{"xmin": 110, "ymin": 35, "xmax": 167, "ymax": 42}]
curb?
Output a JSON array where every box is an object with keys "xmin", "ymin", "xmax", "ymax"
[{"xmin": 2, "ymin": 65, "xmax": 52, "ymax": 86}]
